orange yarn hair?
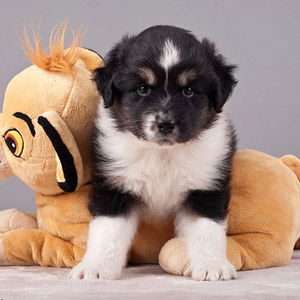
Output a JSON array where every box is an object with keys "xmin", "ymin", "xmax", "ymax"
[{"xmin": 19, "ymin": 21, "xmax": 84, "ymax": 73}]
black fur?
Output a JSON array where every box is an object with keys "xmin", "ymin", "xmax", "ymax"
[
  {"xmin": 183, "ymin": 188, "xmax": 230, "ymax": 221},
  {"xmin": 88, "ymin": 178, "xmax": 141, "ymax": 217},
  {"xmin": 90, "ymin": 25, "xmax": 237, "ymax": 221}
]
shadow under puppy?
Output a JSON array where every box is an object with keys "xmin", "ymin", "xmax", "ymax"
[{"xmin": 70, "ymin": 25, "xmax": 238, "ymax": 281}]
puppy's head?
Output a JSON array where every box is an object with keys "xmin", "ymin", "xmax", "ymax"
[{"xmin": 93, "ymin": 25, "xmax": 237, "ymax": 145}]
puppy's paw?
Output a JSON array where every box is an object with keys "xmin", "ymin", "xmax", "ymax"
[
  {"xmin": 69, "ymin": 261, "xmax": 121, "ymax": 280},
  {"xmin": 191, "ymin": 259, "xmax": 237, "ymax": 281}
]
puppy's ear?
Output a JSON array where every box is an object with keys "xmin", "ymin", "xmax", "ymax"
[
  {"xmin": 202, "ymin": 39, "xmax": 237, "ymax": 113},
  {"xmin": 93, "ymin": 35, "xmax": 135, "ymax": 108},
  {"xmin": 93, "ymin": 67, "xmax": 115, "ymax": 108}
]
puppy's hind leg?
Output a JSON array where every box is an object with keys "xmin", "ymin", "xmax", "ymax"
[{"xmin": 69, "ymin": 214, "xmax": 139, "ymax": 280}]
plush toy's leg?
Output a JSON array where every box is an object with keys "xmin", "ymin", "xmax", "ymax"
[
  {"xmin": 225, "ymin": 235, "xmax": 293, "ymax": 271},
  {"xmin": 159, "ymin": 233, "xmax": 294, "ymax": 276},
  {"xmin": 0, "ymin": 229, "xmax": 85, "ymax": 267},
  {"xmin": 0, "ymin": 209, "xmax": 37, "ymax": 234}
]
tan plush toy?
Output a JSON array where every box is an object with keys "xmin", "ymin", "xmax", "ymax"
[{"xmin": 0, "ymin": 23, "xmax": 171, "ymax": 267}]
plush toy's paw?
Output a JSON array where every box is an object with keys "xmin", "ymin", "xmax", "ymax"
[
  {"xmin": 0, "ymin": 209, "xmax": 37, "ymax": 234},
  {"xmin": 69, "ymin": 261, "xmax": 121, "ymax": 280},
  {"xmin": 159, "ymin": 237, "xmax": 191, "ymax": 275},
  {"xmin": 191, "ymin": 259, "xmax": 237, "ymax": 281},
  {"xmin": 0, "ymin": 239, "xmax": 10, "ymax": 266}
]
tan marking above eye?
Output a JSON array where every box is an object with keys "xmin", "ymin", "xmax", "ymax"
[
  {"xmin": 178, "ymin": 70, "xmax": 197, "ymax": 86},
  {"xmin": 138, "ymin": 68, "xmax": 156, "ymax": 85}
]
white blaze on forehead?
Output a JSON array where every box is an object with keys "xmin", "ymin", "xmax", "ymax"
[{"xmin": 160, "ymin": 39, "xmax": 180, "ymax": 71}]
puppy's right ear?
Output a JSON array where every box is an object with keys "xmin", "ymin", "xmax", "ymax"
[
  {"xmin": 201, "ymin": 38, "xmax": 237, "ymax": 113},
  {"xmin": 93, "ymin": 35, "xmax": 135, "ymax": 108}
]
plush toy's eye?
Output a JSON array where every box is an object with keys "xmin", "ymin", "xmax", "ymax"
[
  {"xmin": 137, "ymin": 85, "xmax": 150, "ymax": 96},
  {"xmin": 183, "ymin": 86, "xmax": 195, "ymax": 97},
  {"xmin": 4, "ymin": 129, "xmax": 24, "ymax": 157}
]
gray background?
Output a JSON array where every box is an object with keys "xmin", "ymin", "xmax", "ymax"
[{"xmin": 0, "ymin": 0, "xmax": 299, "ymax": 211}]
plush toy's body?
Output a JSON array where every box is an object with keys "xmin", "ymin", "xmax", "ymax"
[{"xmin": 0, "ymin": 24, "xmax": 299, "ymax": 276}]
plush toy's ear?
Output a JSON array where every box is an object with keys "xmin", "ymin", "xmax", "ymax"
[
  {"xmin": 77, "ymin": 47, "xmax": 104, "ymax": 72},
  {"xmin": 202, "ymin": 39, "xmax": 238, "ymax": 113},
  {"xmin": 37, "ymin": 111, "xmax": 83, "ymax": 193},
  {"xmin": 92, "ymin": 35, "xmax": 136, "ymax": 108}
]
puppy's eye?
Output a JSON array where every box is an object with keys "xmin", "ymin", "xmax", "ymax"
[
  {"xmin": 137, "ymin": 85, "xmax": 150, "ymax": 96},
  {"xmin": 183, "ymin": 87, "xmax": 194, "ymax": 97}
]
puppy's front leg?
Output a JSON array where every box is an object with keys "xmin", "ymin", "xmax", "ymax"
[
  {"xmin": 176, "ymin": 190, "xmax": 237, "ymax": 281},
  {"xmin": 70, "ymin": 214, "xmax": 138, "ymax": 280},
  {"xmin": 70, "ymin": 168, "xmax": 141, "ymax": 280}
]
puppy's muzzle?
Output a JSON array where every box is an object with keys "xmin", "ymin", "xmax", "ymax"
[{"xmin": 156, "ymin": 119, "xmax": 176, "ymax": 135}]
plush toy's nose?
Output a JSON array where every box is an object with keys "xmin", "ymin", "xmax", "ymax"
[{"xmin": 0, "ymin": 142, "xmax": 13, "ymax": 180}]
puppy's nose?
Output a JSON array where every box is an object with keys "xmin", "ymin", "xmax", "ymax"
[{"xmin": 156, "ymin": 119, "xmax": 176, "ymax": 135}]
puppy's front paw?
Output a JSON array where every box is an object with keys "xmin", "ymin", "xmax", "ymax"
[
  {"xmin": 69, "ymin": 261, "xmax": 121, "ymax": 280},
  {"xmin": 191, "ymin": 259, "xmax": 237, "ymax": 281}
]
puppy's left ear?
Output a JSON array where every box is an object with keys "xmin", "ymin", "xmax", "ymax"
[{"xmin": 202, "ymin": 39, "xmax": 237, "ymax": 113}]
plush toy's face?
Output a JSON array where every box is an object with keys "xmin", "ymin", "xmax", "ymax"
[
  {"xmin": 0, "ymin": 48, "xmax": 103, "ymax": 196},
  {"xmin": 0, "ymin": 103, "xmax": 58, "ymax": 194}
]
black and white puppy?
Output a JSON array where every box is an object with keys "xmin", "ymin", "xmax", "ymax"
[{"xmin": 70, "ymin": 25, "xmax": 237, "ymax": 281}]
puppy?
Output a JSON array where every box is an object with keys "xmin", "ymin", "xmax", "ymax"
[{"xmin": 70, "ymin": 25, "xmax": 237, "ymax": 281}]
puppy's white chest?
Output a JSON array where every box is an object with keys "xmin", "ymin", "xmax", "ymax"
[
  {"xmin": 121, "ymin": 149, "xmax": 187, "ymax": 215},
  {"xmin": 103, "ymin": 145, "xmax": 182, "ymax": 215},
  {"xmin": 102, "ymin": 137, "xmax": 224, "ymax": 217}
]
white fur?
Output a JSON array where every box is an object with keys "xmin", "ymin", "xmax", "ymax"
[
  {"xmin": 69, "ymin": 214, "xmax": 138, "ymax": 280},
  {"xmin": 175, "ymin": 213, "xmax": 237, "ymax": 281},
  {"xmin": 144, "ymin": 114, "xmax": 156, "ymax": 140},
  {"xmin": 95, "ymin": 102, "xmax": 232, "ymax": 218},
  {"xmin": 160, "ymin": 39, "xmax": 180, "ymax": 71}
]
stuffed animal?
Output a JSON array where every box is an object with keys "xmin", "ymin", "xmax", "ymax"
[{"xmin": 0, "ymin": 23, "xmax": 172, "ymax": 267}]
